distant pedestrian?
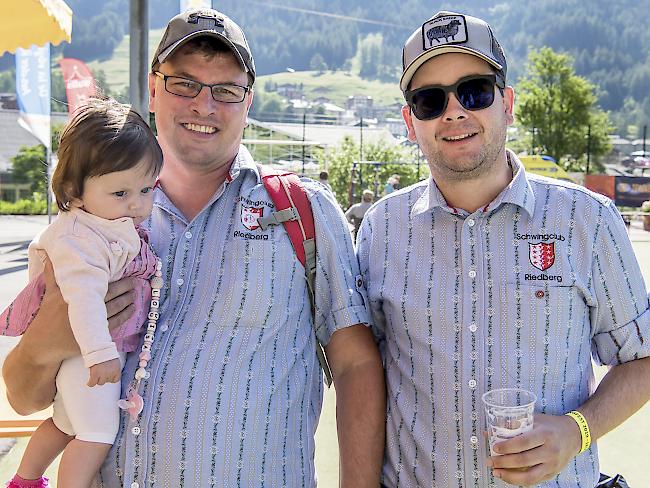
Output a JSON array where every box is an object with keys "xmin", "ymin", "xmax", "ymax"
[
  {"xmin": 345, "ymin": 189, "xmax": 374, "ymax": 239},
  {"xmin": 384, "ymin": 174, "xmax": 400, "ymax": 194},
  {"xmin": 319, "ymin": 170, "xmax": 332, "ymax": 189}
]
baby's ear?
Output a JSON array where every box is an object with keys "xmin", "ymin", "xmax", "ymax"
[
  {"xmin": 68, "ymin": 197, "xmax": 84, "ymax": 209},
  {"xmin": 65, "ymin": 183, "xmax": 83, "ymax": 209}
]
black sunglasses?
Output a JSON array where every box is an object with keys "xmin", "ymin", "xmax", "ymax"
[{"xmin": 404, "ymin": 74, "xmax": 505, "ymax": 120}]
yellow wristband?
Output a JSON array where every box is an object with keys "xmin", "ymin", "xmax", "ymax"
[{"xmin": 565, "ymin": 410, "xmax": 591, "ymax": 454}]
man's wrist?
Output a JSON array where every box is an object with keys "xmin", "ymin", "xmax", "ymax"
[
  {"xmin": 19, "ymin": 324, "xmax": 71, "ymax": 367},
  {"xmin": 564, "ymin": 410, "xmax": 592, "ymax": 454}
]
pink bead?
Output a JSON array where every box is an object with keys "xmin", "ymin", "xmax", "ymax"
[
  {"xmin": 139, "ymin": 360, "xmax": 148, "ymax": 367},
  {"xmin": 139, "ymin": 351, "xmax": 151, "ymax": 361}
]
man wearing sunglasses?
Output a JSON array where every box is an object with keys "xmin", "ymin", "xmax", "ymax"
[
  {"xmin": 357, "ymin": 10, "xmax": 650, "ymax": 488},
  {"xmin": 3, "ymin": 8, "xmax": 385, "ymax": 488}
]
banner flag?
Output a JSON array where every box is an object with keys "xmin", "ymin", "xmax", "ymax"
[
  {"xmin": 15, "ymin": 44, "xmax": 51, "ymax": 149},
  {"xmin": 59, "ymin": 58, "xmax": 97, "ymax": 116}
]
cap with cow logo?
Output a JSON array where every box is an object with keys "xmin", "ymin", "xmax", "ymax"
[
  {"xmin": 400, "ymin": 11, "xmax": 507, "ymax": 91},
  {"xmin": 152, "ymin": 8, "xmax": 256, "ymax": 83}
]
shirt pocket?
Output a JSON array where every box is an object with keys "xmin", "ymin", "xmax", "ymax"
[
  {"xmin": 491, "ymin": 282, "xmax": 588, "ymax": 407},
  {"xmin": 222, "ymin": 238, "xmax": 290, "ymax": 328}
]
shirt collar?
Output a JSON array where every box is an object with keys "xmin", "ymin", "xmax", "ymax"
[
  {"xmin": 153, "ymin": 145, "xmax": 258, "ymax": 222},
  {"xmin": 226, "ymin": 144, "xmax": 258, "ymax": 183},
  {"xmin": 411, "ymin": 149, "xmax": 536, "ymax": 218},
  {"xmin": 494, "ymin": 150, "xmax": 536, "ymax": 218},
  {"xmin": 411, "ymin": 178, "xmax": 450, "ymax": 217}
]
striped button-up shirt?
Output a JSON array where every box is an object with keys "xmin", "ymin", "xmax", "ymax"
[
  {"xmin": 357, "ymin": 151, "xmax": 650, "ymax": 488},
  {"xmin": 95, "ymin": 146, "xmax": 368, "ymax": 487}
]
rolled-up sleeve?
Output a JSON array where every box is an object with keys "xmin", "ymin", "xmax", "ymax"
[
  {"xmin": 307, "ymin": 183, "xmax": 370, "ymax": 345},
  {"xmin": 356, "ymin": 206, "xmax": 387, "ymax": 346},
  {"xmin": 591, "ymin": 201, "xmax": 650, "ymax": 365}
]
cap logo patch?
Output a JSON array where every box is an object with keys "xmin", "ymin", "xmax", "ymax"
[
  {"xmin": 188, "ymin": 11, "xmax": 224, "ymax": 28},
  {"xmin": 422, "ymin": 15, "xmax": 468, "ymax": 48}
]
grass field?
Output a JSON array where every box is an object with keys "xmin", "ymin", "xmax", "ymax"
[
  {"xmin": 86, "ymin": 28, "xmax": 165, "ymax": 95},
  {"xmin": 256, "ymin": 70, "xmax": 403, "ymax": 107}
]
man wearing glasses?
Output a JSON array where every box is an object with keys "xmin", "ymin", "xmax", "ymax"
[
  {"xmin": 3, "ymin": 8, "xmax": 385, "ymax": 487},
  {"xmin": 357, "ymin": 11, "xmax": 650, "ymax": 488}
]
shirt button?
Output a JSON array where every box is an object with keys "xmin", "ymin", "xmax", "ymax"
[
  {"xmin": 132, "ymin": 426, "xmax": 141, "ymax": 435},
  {"xmin": 160, "ymin": 325, "xmax": 169, "ymax": 332},
  {"xmin": 467, "ymin": 219, "xmax": 475, "ymax": 227},
  {"xmin": 468, "ymin": 379, "xmax": 477, "ymax": 389},
  {"xmin": 131, "ymin": 483, "xmax": 139, "ymax": 488},
  {"xmin": 469, "ymin": 323, "xmax": 477, "ymax": 333},
  {"xmin": 468, "ymin": 270, "xmax": 476, "ymax": 278},
  {"xmin": 176, "ymin": 278, "xmax": 184, "ymax": 286},
  {"xmin": 185, "ymin": 231, "xmax": 192, "ymax": 239},
  {"xmin": 470, "ymin": 435, "xmax": 479, "ymax": 444}
]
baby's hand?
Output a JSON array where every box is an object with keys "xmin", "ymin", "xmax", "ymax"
[{"xmin": 88, "ymin": 358, "xmax": 122, "ymax": 387}]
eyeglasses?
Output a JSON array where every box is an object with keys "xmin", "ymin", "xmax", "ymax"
[
  {"xmin": 153, "ymin": 71, "xmax": 250, "ymax": 103},
  {"xmin": 404, "ymin": 74, "xmax": 504, "ymax": 120}
]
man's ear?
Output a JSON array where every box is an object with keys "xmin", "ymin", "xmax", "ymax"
[
  {"xmin": 503, "ymin": 86, "xmax": 515, "ymax": 126},
  {"xmin": 245, "ymin": 88, "xmax": 254, "ymax": 113},
  {"xmin": 401, "ymin": 104, "xmax": 418, "ymax": 143},
  {"xmin": 148, "ymin": 72, "xmax": 157, "ymax": 113}
]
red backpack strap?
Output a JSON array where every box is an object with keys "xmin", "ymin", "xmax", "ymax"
[
  {"xmin": 257, "ymin": 165, "xmax": 332, "ymax": 386},
  {"xmin": 257, "ymin": 166, "xmax": 314, "ymax": 266}
]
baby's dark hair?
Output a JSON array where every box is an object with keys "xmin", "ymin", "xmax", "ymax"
[{"xmin": 52, "ymin": 97, "xmax": 163, "ymax": 211}]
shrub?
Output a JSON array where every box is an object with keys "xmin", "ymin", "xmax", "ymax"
[{"xmin": 0, "ymin": 198, "xmax": 48, "ymax": 215}]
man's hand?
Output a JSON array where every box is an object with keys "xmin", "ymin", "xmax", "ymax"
[
  {"xmin": 487, "ymin": 413, "xmax": 582, "ymax": 486},
  {"xmin": 87, "ymin": 358, "xmax": 122, "ymax": 387},
  {"xmin": 105, "ymin": 273, "xmax": 137, "ymax": 332}
]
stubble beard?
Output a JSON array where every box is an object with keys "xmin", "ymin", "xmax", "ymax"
[
  {"xmin": 171, "ymin": 133, "xmax": 238, "ymax": 174},
  {"xmin": 423, "ymin": 123, "xmax": 507, "ymax": 183}
]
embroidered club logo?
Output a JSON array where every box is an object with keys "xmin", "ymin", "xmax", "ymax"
[
  {"xmin": 529, "ymin": 242, "xmax": 555, "ymax": 271},
  {"xmin": 241, "ymin": 206, "xmax": 264, "ymax": 231}
]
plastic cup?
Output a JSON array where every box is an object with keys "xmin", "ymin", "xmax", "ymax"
[{"xmin": 482, "ymin": 388, "xmax": 536, "ymax": 456}]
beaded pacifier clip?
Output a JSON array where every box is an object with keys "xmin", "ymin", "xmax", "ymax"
[{"xmin": 118, "ymin": 259, "xmax": 164, "ymax": 422}]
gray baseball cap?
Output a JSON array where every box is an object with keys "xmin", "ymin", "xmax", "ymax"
[
  {"xmin": 401, "ymin": 11, "xmax": 506, "ymax": 91},
  {"xmin": 152, "ymin": 8, "xmax": 256, "ymax": 84}
]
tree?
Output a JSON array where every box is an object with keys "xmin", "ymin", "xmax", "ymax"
[
  {"xmin": 356, "ymin": 33, "xmax": 383, "ymax": 80},
  {"xmin": 309, "ymin": 53, "xmax": 327, "ymax": 74},
  {"xmin": 516, "ymin": 47, "xmax": 612, "ymax": 171},
  {"xmin": 316, "ymin": 136, "xmax": 425, "ymax": 208},
  {"xmin": 10, "ymin": 145, "xmax": 47, "ymax": 197},
  {"xmin": 0, "ymin": 69, "xmax": 14, "ymax": 92},
  {"xmin": 249, "ymin": 91, "xmax": 285, "ymax": 119},
  {"xmin": 8, "ymin": 124, "xmax": 64, "ymax": 199}
]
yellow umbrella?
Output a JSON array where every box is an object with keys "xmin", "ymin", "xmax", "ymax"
[{"xmin": 1, "ymin": 0, "xmax": 72, "ymax": 55}]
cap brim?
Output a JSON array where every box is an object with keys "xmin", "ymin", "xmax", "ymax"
[
  {"xmin": 400, "ymin": 46, "xmax": 503, "ymax": 91},
  {"xmin": 154, "ymin": 30, "xmax": 248, "ymax": 73}
]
